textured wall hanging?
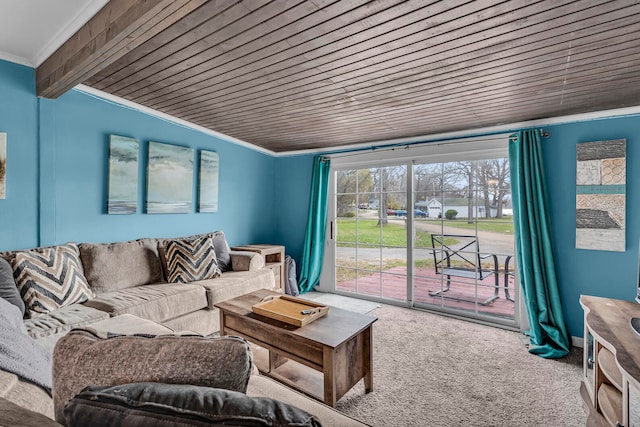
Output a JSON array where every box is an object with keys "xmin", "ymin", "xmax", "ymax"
[
  {"xmin": 576, "ymin": 139, "xmax": 626, "ymax": 251},
  {"xmin": 147, "ymin": 141, "xmax": 194, "ymax": 214},
  {"xmin": 198, "ymin": 150, "xmax": 219, "ymax": 213},
  {"xmin": 0, "ymin": 132, "xmax": 5, "ymax": 199},
  {"xmin": 107, "ymin": 135, "xmax": 139, "ymax": 214}
]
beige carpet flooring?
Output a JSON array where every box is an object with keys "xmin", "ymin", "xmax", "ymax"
[{"xmin": 334, "ymin": 303, "xmax": 586, "ymax": 426}]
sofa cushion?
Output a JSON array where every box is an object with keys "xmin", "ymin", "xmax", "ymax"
[
  {"xmin": 0, "ymin": 257, "xmax": 24, "ymax": 315},
  {"xmin": 197, "ymin": 269, "xmax": 275, "ymax": 309},
  {"xmin": 11, "ymin": 242, "xmax": 94, "ymax": 318},
  {"xmin": 24, "ymin": 304, "xmax": 109, "ymax": 340},
  {"xmin": 53, "ymin": 331, "xmax": 253, "ymax": 422},
  {"xmin": 164, "ymin": 236, "xmax": 221, "ymax": 283},
  {"xmin": 88, "ymin": 313, "xmax": 175, "ymax": 336},
  {"xmin": 161, "ymin": 309, "xmax": 217, "ymax": 336},
  {"xmin": 64, "ymin": 382, "xmax": 321, "ymax": 427},
  {"xmin": 82, "ymin": 283, "xmax": 208, "ymax": 323},
  {"xmin": 0, "ymin": 372, "xmax": 56, "ymax": 422},
  {"xmin": 79, "ymin": 239, "xmax": 163, "ymax": 293}
]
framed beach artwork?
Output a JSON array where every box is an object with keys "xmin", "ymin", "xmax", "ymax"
[
  {"xmin": 107, "ymin": 135, "xmax": 139, "ymax": 214},
  {"xmin": 147, "ymin": 141, "xmax": 194, "ymax": 214},
  {"xmin": 198, "ymin": 150, "xmax": 219, "ymax": 213},
  {"xmin": 0, "ymin": 133, "xmax": 5, "ymax": 199},
  {"xmin": 576, "ymin": 139, "xmax": 626, "ymax": 252}
]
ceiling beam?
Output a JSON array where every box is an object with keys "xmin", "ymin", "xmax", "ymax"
[{"xmin": 36, "ymin": 0, "xmax": 207, "ymax": 99}]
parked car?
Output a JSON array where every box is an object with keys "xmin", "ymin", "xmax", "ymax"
[
  {"xmin": 386, "ymin": 209, "xmax": 396, "ymax": 216},
  {"xmin": 414, "ymin": 209, "xmax": 428, "ymax": 218},
  {"xmin": 395, "ymin": 209, "xmax": 427, "ymax": 218}
]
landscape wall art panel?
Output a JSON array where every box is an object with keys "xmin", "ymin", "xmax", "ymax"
[
  {"xmin": 198, "ymin": 150, "xmax": 219, "ymax": 213},
  {"xmin": 0, "ymin": 132, "xmax": 5, "ymax": 199},
  {"xmin": 576, "ymin": 139, "xmax": 626, "ymax": 251},
  {"xmin": 147, "ymin": 141, "xmax": 193, "ymax": 214},
  {"xmin": 107, "ymin": 135, "xmax": 138, "ymax": 214}
]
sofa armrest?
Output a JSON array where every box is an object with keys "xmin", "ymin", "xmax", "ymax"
[
  {"xmin": 52, "ymin": 330, "xmax": 253, "ymax": 423},
  {"xmin": 229, "ymin": 250, "xmax": 265, "ymax": 271}
]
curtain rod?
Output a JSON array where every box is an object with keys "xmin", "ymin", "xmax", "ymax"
[
  {"xmin": 327, "ymin": 133, "xmax": 512, "ymax": 160},
  {"xmin": 326, "ymin": 129, "xmax": 551, "ymax": 161},
  {"xmin": 509, "ymin": 129, "xmax": 551, "ymax": 142}
]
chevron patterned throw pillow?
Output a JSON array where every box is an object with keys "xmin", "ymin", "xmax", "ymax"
[
  {"xmin": 164, "ymin": 236, "xmax": 221, "ymax": 284},
  {"xmin": 12, "ymin": 242, "xmax": 94, "ymax": 318}
]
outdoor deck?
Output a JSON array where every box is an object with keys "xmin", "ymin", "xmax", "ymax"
[{"xmin": 336, "ymin": 266, "xmax": 516, "ymax": 319}]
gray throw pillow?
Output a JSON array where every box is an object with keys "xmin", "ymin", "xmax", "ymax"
[
  {"xmin": 212, "ymin": 230, "xmax": 232, "ymax": 272},
  {"xmin": 0, "ymin": 257, "xmax": 25, "ymax": 315},
  {"xmin": 64, "ymin": 383, "xmax": 322, "ymax": 427}
]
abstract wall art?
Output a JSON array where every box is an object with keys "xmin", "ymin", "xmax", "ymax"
[
  {"xmin": 107, "ymin": 135, "xmax": 138, "ymax": 214},
  {"xmin": 147, "ymin": 141, "xmax": 194, "ymax": 214},
  {"xmin": 576, "ymin": 139, "xmax": 626, "ymax": 251},
  {"xmin": 0, "ymin": 132, "xmax": 5, "ymax": 200},
  {"xmin": 198, "ymin": 150, "xmax": 219, "ymax": 213}
]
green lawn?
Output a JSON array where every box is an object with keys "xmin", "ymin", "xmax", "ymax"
[
  {"xmin": 336, "ymin": 219, "xmax": 454, "ymax": 247},
  {"xmin": 423, "ymin": 217, "xmax": 514, "ymax": 234}
]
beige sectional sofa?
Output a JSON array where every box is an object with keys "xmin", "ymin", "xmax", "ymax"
[
  {"xmin": 0, "ymin": 233, "xmax": 368, "ymax": 426},
  {"xmin": 5, "ymin": 235, "xmax": 275, "ymax": 350}
]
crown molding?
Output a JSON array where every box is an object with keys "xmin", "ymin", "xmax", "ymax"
[
  {"xmin": 0, "ymin": 52, "xmax": 32, "ymax": 67},
  {"xmin": 74, "ymin": 85, "xmax": 278, "ymax": 157}
]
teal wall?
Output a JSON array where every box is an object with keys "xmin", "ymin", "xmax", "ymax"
[
  {"xmin": 543, "ymin": 116, "xmax": 640, "ymax": 338},
  {"xmin": 273, "ymin": 154, "xmax": 315, "ymax": 260},
  {"xmin": 0, "ymin": 59, "xmax": 277, "ymax": 251},
  {"xmin": 0, "ymin": 61, "xmax": 38, "ymax": 250}
]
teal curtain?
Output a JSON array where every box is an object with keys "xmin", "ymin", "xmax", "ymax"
[
  {"xmin": 509, "ymin": 129, "xmax": 571, "ymax": 358},
  {"xmin": 298, "ymin": 156, "xmax": 331, "ymax": 293}
]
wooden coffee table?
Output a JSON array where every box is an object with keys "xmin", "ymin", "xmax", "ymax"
[{"xmin": 215, "ymin": 289, "xmax": 377, "ymax": 406}]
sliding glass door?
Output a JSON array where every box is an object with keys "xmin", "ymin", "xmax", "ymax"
[
  {"xmin": 324, "ymin": 136, "xmax": 519, "ymax": 328},
  {"xmin": 334, "ymin": 165, "xmax": 409, "ymax": 302},
  {"xmin": 412, "ymin": 158, "xmax": 516, "ymax": 323}
]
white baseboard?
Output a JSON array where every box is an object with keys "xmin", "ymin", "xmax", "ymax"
[{"xmin": 572, "ymin": 336, "xmax": 584, "ymax": 348}]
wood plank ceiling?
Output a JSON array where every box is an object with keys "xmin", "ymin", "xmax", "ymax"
[{"xmin": 46, "ymin": 1, "xmax": 640, "ymax": 152}]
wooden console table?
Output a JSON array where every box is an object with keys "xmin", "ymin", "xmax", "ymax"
[
  {"xmin": 231, "ymin": 244, "xmax": 285, "ymax": 291},
  {"xmin": 580, "ymin": 295, "xmax": 640, "ymax": 426},
  {"xmin": 216, "ymin": 289, "xmax": 377, "ymax": 406}
]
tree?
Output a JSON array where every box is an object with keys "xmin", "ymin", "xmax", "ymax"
[
  {"xmin": 479, "ymin": 158, "xmax": 510, "ymax": 218},
  {"xmin": 374, "ymin": 166, "xmax": 406, "ymax": 225},
  {"xmin": 336, "ymin": 169, "xmax": 373, "ymax": 217},
  {"xmin": 491, "ymin": 158, "xmax": 510, "ymax": 218},
  {"xmin": 373, "ymin": 168, "xmax": 387, "ymax": 225},
  {"xmin": 478, "ymin": 160, "xmax": 492, "ymax": 219},
  {"xmin": 444, "ymin": 161, "xmax": 476, "ymax": 224}
]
